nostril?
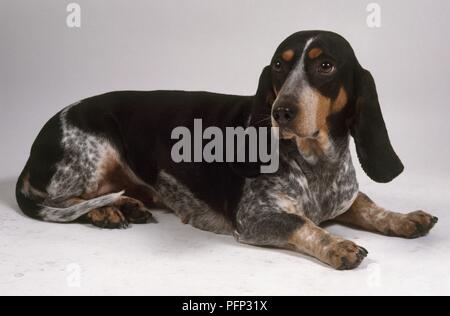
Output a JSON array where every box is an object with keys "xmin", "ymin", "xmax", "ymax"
[
  {"xmin": 273, "ymin": 111, "xmax": 281, "ymax": 121},
  {"xmin": 284, "ymin": 108, "xmax": 295, "ymax": 121},
  {"xmin": 273, "ymin": 106, "xmax": 296, "ymax": 124}
]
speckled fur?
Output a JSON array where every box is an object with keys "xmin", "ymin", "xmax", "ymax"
[
  {"xmin": 38, "ymin": 102, "xmax": 125, "ymax": 221},
  {"xmin": 37, "ymin": 104, "xmax": 358, "ymax": 232},
  {"xmin": 235, "ymin": 136, "xmax": 359, "ymax": 245},
  {"xmin": 154, "ymin": 171, "xmax": 234, "ymax": 234},
  {"xmin": 46, "ymin": 103, "xmax": 109, "ymax": 198}
]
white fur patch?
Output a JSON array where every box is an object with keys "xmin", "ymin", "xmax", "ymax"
[{"xmin": 46, "ymin": 103, "xmax": 115, "ymax": 200}]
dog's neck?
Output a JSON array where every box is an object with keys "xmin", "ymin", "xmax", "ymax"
[
  {"xmin": 291, "ymin": 128, "xmax": 350, "ymax": 166},
  {"xmin": 280, "ymin": 132, "xmax": 352, "ymax": 183}
]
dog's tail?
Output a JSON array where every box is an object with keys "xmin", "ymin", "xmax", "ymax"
[
  {"xmin": 16, "ymin": 166, "xmax": 124, "ymax": 223},
  {"xmin": 37, "ymin": 191, "xmax": 125, "ymax": 223}
]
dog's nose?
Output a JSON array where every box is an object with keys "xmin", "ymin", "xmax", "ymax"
[{"xmin": 273, "ymin": 106, "xmax": 297, "ymax": 126}]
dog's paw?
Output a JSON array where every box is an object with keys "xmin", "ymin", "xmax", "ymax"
[
  {"xmin": 395, "ymin": 211, "xmax": 438, "ymax": 239},
  {"xmin": 120, "ymin": 200, "xmax": 156, "ymax": 224},
  {"xmin": 87, "ymin": 206, "xmax": 129, "ymax": 229},
  {"xmin": 327, "ymin": 240, "xmax": 368, "ymax": 270}
]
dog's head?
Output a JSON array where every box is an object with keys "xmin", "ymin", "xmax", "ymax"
[{"xmin": 250, "ymin": 30, "xmax": 404, "ymax": 183}]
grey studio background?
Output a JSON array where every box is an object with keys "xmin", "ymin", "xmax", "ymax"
[{"xmin": 0, "ymin": 0, "xmax": 449, "ymax": 295}]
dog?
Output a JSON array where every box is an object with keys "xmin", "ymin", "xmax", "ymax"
[{"xmin": 16, "ymin": 30, "xmax": 438, "ymax": 270}]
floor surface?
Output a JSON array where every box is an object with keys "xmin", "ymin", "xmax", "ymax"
[{"xmin": 0, "ymin": 172, "xmax": 448, "ymax": 296}]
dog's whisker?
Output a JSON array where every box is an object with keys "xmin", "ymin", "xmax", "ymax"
[{"xmin": 251, "ymin": 117, "xmax": 272, "ymax": 126}]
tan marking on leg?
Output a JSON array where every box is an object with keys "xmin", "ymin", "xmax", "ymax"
[
  {"xmin": 113, "ymin": 196, "xmax": 155, "ymax": 224},
  {"xmin": 21, "ymin": 173, "xmax": 47, "ymax": 199},
  {"xmin": 87, "ymin": 208, "xmax": 106, "ymax": 222},
  {"xmin": 335, "ymin": 192, "xmax": 438, "ymax": 238},
  {"xmin": 308, "ymin": 48, "xmax": 323, "ymax": 59},
  {"xmin": 87, "ymin": 206, "xmax": 128, "ymax": 229},
  {"xmin": 113, "ymin": 196, "xmax": 145, "ymax": 208},
  {"xmin": 22, "ymin": 174, "xmax": 31, "ymax": 196},
  {"xmin": 287, "ymin": 219, "xmax": 367, "ymax": 270},
  {"xmin": 81, "ymin": 149, "xmax": 159, "ymax": 208},
  {"xmin": 106, "ymin": 207, "xmax": 125, "ymax": 224},
  {"xmin": 96, "ymin": 150, "xmax": 126, "ymax": 195},
  {"xmin": 282, "ymin": 49, "xmax": 295, "ymax": 62}
]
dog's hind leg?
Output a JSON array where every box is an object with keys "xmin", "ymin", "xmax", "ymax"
[
  {"xmin": 18, "ymin": 157, "xmax": 157, "ymax": 229},
  {"xmin": 16, "ymin": 160, "xmax": 127, "ymax": 225},
  {"xmin": 17, "ymin": 104, "xmax": 158, "ymax": 228},
  {"xmin": 84, "ymin": 205, "xmax": 129, "ymax": 229},
  {"xmin": 113, "ymin": 196, "xmax": 156, "ymax": 224},
  {"xmin": 19, "ymin": 170, "xmax": 156, "ymax": 228},
  {"xmin": 81, "ymin": 196, "xmax": 157, "ymax": 228}
]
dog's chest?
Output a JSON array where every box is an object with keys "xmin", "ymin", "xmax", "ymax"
[
  {"xmin": 289, "ymin": 155, "xmax": 358, "ymax": 223},
  {"xmin": 245, "ymin": 147, "xmax": 359, "ymax": 225}
]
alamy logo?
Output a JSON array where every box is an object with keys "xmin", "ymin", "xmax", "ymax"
[
  {"xmin": 366, "ymin": 3, "xmax": 381, "ymax": 28},
  {"xmin": 66, "ymin": 263, "xmax": 82, "ymax": 288},
  {"xmin": 171, "ymin": 119, "xmax": 280, "ymax": 174},
  {"xmin": 366, "ymin": 263, "xmax": 382, "ymax": 287},
  {"xmin": 66, "ymin": 3, "xmax": 81, "ymax": 28}
]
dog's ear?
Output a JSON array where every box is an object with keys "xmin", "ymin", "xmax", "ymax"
[
  {"xmin": 230, "ymin": 66, "xmax": 275, "ymax": 178},
  {"xmin": 249, "ymin": 65, "xmax": 275, "ymax": 127},
  {"xmin": 350, "ymin": 64, "xmax": 404, "ymax": 183}
]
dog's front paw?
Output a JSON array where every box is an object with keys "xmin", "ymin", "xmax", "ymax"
[
  {"xmin": 394, "ymin": 211, "xmax": 438, "ymax": 239},
  {"xmin": 327, "ymin": 240, "xmax": 368, "ymax": 270}
]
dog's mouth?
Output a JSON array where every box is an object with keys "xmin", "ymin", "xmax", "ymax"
[
  {"xmin": 276, "ymin": 126, "xmax": 320, "ymax": 140},
  {"xmin": 271, "ymin": 117, "xmax": 320, "ymax": 140}
]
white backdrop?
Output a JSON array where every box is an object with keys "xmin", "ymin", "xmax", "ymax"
[{"xmin": 1, "ymin": 0, "xmax": 450, "ymax": 179}]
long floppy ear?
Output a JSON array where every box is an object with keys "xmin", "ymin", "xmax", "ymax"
[
  {"xmin": 249, "ymin": 66, "xmax": 275, "ymax": 127},
  {"xmin": 230, "ymin": 66, "xmax": 275, "ymax": 178},
  {"xmin": 350, "ymin": 65, "xmax": 404, "ymax": 183}
]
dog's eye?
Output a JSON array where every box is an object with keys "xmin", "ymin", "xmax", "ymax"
[
  {"xmin": 273, "ymin": 60, "xmax": 283, "ymax": 72},
  {"xmin": 318, "ymin": 61, "xmax": 335, "ymax": 74}
]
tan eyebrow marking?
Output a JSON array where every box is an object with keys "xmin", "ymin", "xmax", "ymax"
[
  {"xmin": 282, "ymin": 49, "xmax": 295, "ymax": 62},
  {"xmin": 308, "ymin": 48, "xmax": 323, "ymax": 59}
]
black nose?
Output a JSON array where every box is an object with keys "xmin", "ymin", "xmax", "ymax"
[{"xmin": 273, "ymin": 106, "xmax": 297, "ymax": 126}]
